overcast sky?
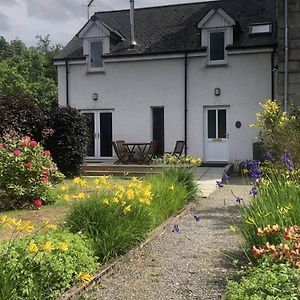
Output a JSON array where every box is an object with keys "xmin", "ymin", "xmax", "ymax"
[{"xmin": 0, "ymin": 0, "xmax": 215, "ymax": 46}]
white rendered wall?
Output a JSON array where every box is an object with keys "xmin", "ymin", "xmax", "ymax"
[{"xmin": 57, "ymin": 51, "xmax": 272, "ymax": 162}]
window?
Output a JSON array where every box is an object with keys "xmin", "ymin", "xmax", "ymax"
[
  {"xmin": 89, "ymin": 40, "xmax": 104, "ymax": 71},
  {"xmin": 209, "ymin": 31, "xmax": 225, "ymax": 63},
  {"xmin": 249, "ymin": 23, "xmax": 272, "ymax": 34}
]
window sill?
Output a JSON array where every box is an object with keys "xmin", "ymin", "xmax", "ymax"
[
  {"xmin": 206, "ymin": 62, "xmax": 228, "ymax": 68},
  {"xmin": 87, "ymin": 69, "xmax": 105, "ymax": 74}
]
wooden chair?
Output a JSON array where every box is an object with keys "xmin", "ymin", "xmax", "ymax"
[
  {"xmin": 140, "ymin": 141, "xmax": 158, "ymax": 164},
  {"xmin": 166, "ymin": 140, "xmax": 185, "ymax": 157},
  {"xmin": 172, "ymin": 140, "xmax": 185, "ymax": 157},
  {"xmin": 112, "ymin": 141, "xmax": 130, "ymax": 164}
]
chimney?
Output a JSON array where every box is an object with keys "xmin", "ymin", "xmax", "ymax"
[{"xmin": 130, "ymin": 0, "xmax": 137, "ymax": 46}]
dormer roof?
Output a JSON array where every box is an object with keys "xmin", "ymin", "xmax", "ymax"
[{"xmin": 54, "ymin": 0, "xmax": 276, "ymax": 61}]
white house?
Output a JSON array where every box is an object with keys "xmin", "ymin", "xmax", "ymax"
[{"xmin": 54, "ymin": 0, "xmax": 276, "ymax": 163}]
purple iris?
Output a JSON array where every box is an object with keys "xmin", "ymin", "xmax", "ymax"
[
  {"xmin": 172, "ymin": 224, "xmax": 180, "ymax": 233},
  {"xmin": 216, "ymin": 180, "xmax": 223, "ymax": 189},
  {"xmin": 250, "ymin": 187, "xmax": 258, "ymax": 197},
  {"xmin": 222, "ymin": 172, "xmax": 230, "ymax": 182},
  {"xmin": 234, "ymin": 196, "xmax": 243, "ymax": 204},
  {"xmin": 265, "ymin": 151, "xmax": 273, "ymax": 161},
  {"xmin": 193, "ymin": 214, "xmax": 200, "ymax": 222},
  {"xmin": 281, "ymin": 151, "xmax": 293, "ymax": 171},
  {"xmin": 250, "ymin": 160, "xmax": 262, "ymax": 180}
]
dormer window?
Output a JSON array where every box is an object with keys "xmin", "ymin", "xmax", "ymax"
[
  {"xmin": 90, "ymin": 40, "xmax": 104, "ymax": 69},
  {"xmin": 209, "ymin": 31, "xmax": 225, "ymax": 62}
]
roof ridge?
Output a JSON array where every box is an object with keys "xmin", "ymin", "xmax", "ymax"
[{"xmin": 94, "ymin": 0, "xmax": 224, "ymax": 14}]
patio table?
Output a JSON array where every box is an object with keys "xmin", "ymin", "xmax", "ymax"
[{"xmin": 124, "ymin": 142, "xmax": 150, "ymax": 163}]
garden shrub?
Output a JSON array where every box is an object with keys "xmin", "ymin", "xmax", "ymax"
[
  {"xmin": 66, "ymin": 177, "xmax": 153, "ymax": 262},
  {"xmin": 225, "ymin": 261, "xmax": 300, "ymax": 300},
  {"xmin": 253, "ymin": 99, "xmax": 300, "ymax": 166},
  {"xmin": 0, "ymin": 225, "xmax": 97, "ymax": 300},
  {"xmin": 45, "ymin": 106, "xmax": 88, "ymax": 177},
  {"xmin": 0, "ymin": 95, "xmax": 47, "ymax": 142},
  {"xmin": 0, "ymin": 134, "xmax": 64, "ymax": 208}
]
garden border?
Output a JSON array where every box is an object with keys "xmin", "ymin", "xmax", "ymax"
[{"xmin": 57, "ymin": 201, "xmax": 196, "ymax": 300}]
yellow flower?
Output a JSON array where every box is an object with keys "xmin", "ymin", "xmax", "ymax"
[
  {"xmin": 60, "ymin": 185, "xmax": 68, "ymax": 192},
  {"xmin": 126, "ymin": 189, "xmax": 135, "ymax": 200},
  {"xmin": 42, "ymin": 241, "xmax": 55, "ymax": 252},
  {"xmin": 73, "ymin": 177, "xmax": 82, "ymax": 184},
  {"xmin": 59, "ymin": 242, "xmax": 68, "ymax": 252},
  {"xmin": 16, "ymin": 220, "xmax": 35, "ymax": 233},
  {"xmin": 102, "ymin": 198, "xmax": 109, "ymax": 205},
  {"xmin": 28, "ymin": 242, "xmax": 39, "ymax": 253},
  {"xmin": 229, "ymin": 225, "xmax": 237, "ymax": 233},
  {"xmin": 44, "ymin": 221, "xmax": 58, "ymax": 230},
  {"xmin": 78, "ymin": 273, "xmax": 93, "ymax": 283},
  {"xmin": 63, "ymin": 195, "xmax": 70, "ymax": 201},
  {"xmin": 169, "ymin": 185, "xmax": 175, "ymax": 191},
  {"xmin": 123, "ymin": 205, "xmax": 132, "ymax": 214},
  {"xmin": 77, "ymin": 192, "xmax": 86, "ymax": 199},
  {"xmin": 0, "ymin": 215, "xmax": 8, "ymax": 224},
  {"xmin": 113, "ymin": 197, "xmax": 119, "ymax": 204}
]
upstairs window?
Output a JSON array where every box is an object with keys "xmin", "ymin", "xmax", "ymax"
[
  {"xmin": 250, "ymin": 23, "xmax": 272, "ymax": 34},
  {"xmin": 89, "ymin": 39, "xmax": 104, "ymax": 71},
  {"xmin": 209, "ymin": 31, "xmax": 225, "ymax": 64}
]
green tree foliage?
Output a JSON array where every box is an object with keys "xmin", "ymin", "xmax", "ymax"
[{"xmin": 0, "ymin": 35, "xmax": 62, "ymax": 110}]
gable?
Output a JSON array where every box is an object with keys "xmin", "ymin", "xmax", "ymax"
[
  {"xmin": 78, "ymin": 20, "xmax": 110, "ymax": 39},
  {"xmin": 198, "ymin": 8, "xmax": 236, "ymax": 29}
]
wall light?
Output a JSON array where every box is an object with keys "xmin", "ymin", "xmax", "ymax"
[
  {"xmin": 214, "ymin": 88, "xmax": 221, "ymax": 96},
  {"xmin": 92, "ymin": 93, "xmax": 98, "ymax": 101}
]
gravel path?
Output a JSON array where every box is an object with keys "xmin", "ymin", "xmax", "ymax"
[{"xmin": 78, "ymin": 177, "xmax": 251, "ymax": 300}]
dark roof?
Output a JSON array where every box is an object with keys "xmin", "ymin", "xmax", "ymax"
[{"xmin": 54, "ymin": 0, "xmax": 276, "ymax": 60}]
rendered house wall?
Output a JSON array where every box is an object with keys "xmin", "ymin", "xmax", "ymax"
[{"xmin": 57, "ymin": 51, "xmax": 272, "ymax": 162}]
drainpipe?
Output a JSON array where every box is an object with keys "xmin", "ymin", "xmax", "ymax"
[
  {"xmin": 65, "ymin": 59, "xmax": 69, "ymax": 106},
  {"xmin": 271, "ymin": 49, "xmax": 275, "ymax": 100},
  {"xmin": 184, "ymin": 52, "xmax": 188, "ymax": 156},
  {"xmin": 284, "ymin": 0, "xmax": 288, "ymax": 112}
]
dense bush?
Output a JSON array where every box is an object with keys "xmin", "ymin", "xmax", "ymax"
[
  {"xmin": 0, "ymin": 223, "xmax": 97, "ymax": 300},
  {"xmin": 0, "ymin": 95, "xmax": 47, "ymax": 141},
  {"xmin": 253, "ymin": 99, "xmax": 300, "ymax": 166},
  {"xmin": 0, "ymin": 134, "xmax": 64, "ymax": 208},
  {"xmin": 225, "ymin": 261, "xmax": 300, "ymax": 300},
  {"xmin": 45, "ymin": 106, "xmax": 88, "ymax": 177}
]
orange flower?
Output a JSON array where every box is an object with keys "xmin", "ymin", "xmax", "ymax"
[
  {"xmin": 257, "ymin": 228, "xmax": 264, "ymax": 237},
  {"xmin": 252, "ymin": 245, "xmax": 261, "ymax": 258}
]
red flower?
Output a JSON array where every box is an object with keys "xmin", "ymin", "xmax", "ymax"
[
  {"xmin": 19, "ymin": 141, "xmax": 30, "ymax": 147},
  {"xmin": 24, "ymin": 162, "xmax": 33, "ymax": 170},
  {"xmin": 13, "ymin": 149, "xmax": 22, "ymax": 156},
  {"xmin": 0, "ymin": 144, "xmax": 3, "ymax": 150},
  {"xmin": 40, "ymin": 177, "xmax": 49, "ymax": 183},
  {"xmin": 41, "ymin": 169, "xmax": 50, "ymax": 176},
  {"xmin": 34, "ymin": 199, "xmax": 42, "ymax": 207},
  {"xmin": 252, "ymin": 245, "xmax": 261, "ymax": 258},
  {"xmin": 22, "ymin": 135, "xmax": 31, "ymax": 141},
  {"xmin": 43, "ymin": 150, "xmax": 51, "ymax": 156},
  {"xmin": 30, "ymin": 141, "xmax": 38, "ymax": 147}
]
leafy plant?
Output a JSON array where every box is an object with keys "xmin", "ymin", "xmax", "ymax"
[
  {"xmin": 0, "ymin": 217, "xmax": 97, "ymax": 300},
  {"xmin": 45, "ymin": 106, "xmax": 88, "ymax": 177},
  {"xmin": 225, "ymin": 261, "xmax": 300, "ymax": 300},
  {"xmin": 0, "ymin": 134, "xmax": 64, "ymax": 208}
]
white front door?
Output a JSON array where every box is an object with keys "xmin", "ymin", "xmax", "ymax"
[
  {"xmin": 82, "ymin": 111, "xmax": 113, "ymax": 160},
  {"xmin": 204, "ymin": 107, "xmax": 229, "ymax": 162}
]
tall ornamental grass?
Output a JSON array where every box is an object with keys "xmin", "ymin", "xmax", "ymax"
[
  {"xmin": 66, "ymin": 168, "xmax": 196, "ymax": 262},
  {"xmin": 241, "ymin": 159, "xmax": 300, "ymax": 247}
]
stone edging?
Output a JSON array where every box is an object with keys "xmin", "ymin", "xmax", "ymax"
[{"xmin": 57, "ymin": 201, "xmax": 196, "ymax": 300}]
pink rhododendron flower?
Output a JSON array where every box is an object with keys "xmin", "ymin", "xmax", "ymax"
[
  {"xmin": 41, "ymin": 169, "xmax": 50, "ymax": 176},
  {"xmin": 24, "ymin": 162, "xmax": 33, "ymax": 170},
  {"xmin": 34, "ymin": 199, "xmax": 42, "ymax": 207},
  {"xmin": 30, "ymin": 141, "xmax": 38, "ymax": 147},
  {"xmin": 0, "ymin": 144, "xmax": 3, "ymax": 149},
  {"xmin": 19, "ymin": 140, "xmax": 30, "ymax": 147},
  {"xmin": 43, "ymin": 150, "xmax": 51, "ymax": 156},
  {"xmin": 13, "ymin": 149, "xmax": 22, "ymax": 156},
  {"xmin": 22, "ymin": 135, "xmax": 31, "ymax": 141},
  {"xmin": 40, "ymin": 177, "xmax": 49, "ymax": 183}
]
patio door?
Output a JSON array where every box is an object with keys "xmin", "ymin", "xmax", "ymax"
[
  {"xmin": 83, "ymin": 111, "xmax": 113, "ymax": 160},
  {"xmin": 152, "ymin": 107, "xmax": 164, "ymax": 155},
  {"xmin": 204, "ymin": 107, "xmax": 229, "ymax": 162}
]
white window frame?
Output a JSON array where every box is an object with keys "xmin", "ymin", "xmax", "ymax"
[
  {"xmin": 87, "ymin": 37, "xmax": 109, "ymax": 73},
  {"xmin": 207, "ymin": 29, "xmax": 227, "ymax": 65}
]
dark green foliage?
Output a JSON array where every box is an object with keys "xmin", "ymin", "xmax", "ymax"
[
  {"xmin": 0, "ymin": 95, "xmax": 47, "ymax": 141},
  {"xmin": 45, "ymin": 106, "xmax": 88, "ymax": 177},
  {"xmin": 226, "ymin": 261, "xmax": 300, "ymax": 299}
]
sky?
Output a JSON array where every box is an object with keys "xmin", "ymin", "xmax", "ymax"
[{"xmin": 0, "ymin": 0, "xmax": 215, "ymax": 46}]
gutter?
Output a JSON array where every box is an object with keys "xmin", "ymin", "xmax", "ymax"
[
  {"xmin": 184, "ymin": 52, "xmax": 188, "ymax": 156},
  {"xmin": 284, "ymin": 0, "xmax": 288, "ymax": 112},
  {"xmin": 65, "ymin": 60, "xmax": 69, "ymax": 106}
]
